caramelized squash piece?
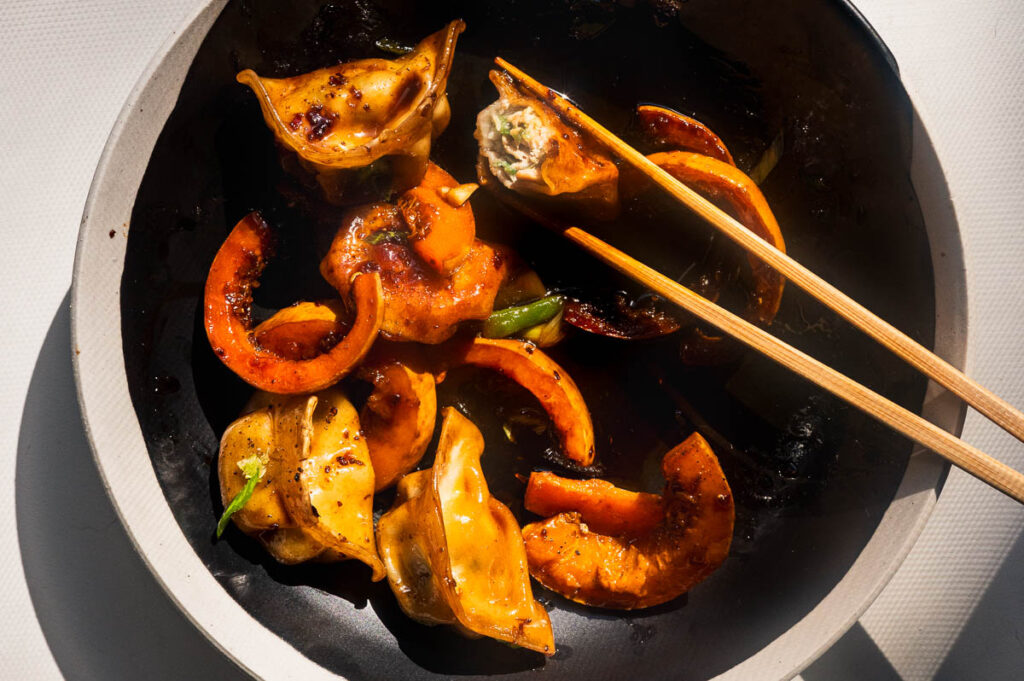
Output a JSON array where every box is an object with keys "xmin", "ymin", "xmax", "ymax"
[
  {"xmin": 636, "ymin": 104, "xmax": 735, "ymax": 165},
  {"xmin": 445, "ymin": 337, "xmax": 595, "ymax": 466},
  {"xmin": 524, "ymin": 472, "xmax": 663, "ymax": 537},
  {"xmin": 398, "ymin": 163, "xmax": 476, "ymax": 275},
  {"xmin": 624, "ymin": 108, "xmax": 786, "ymax": 362},
  {"xmin": 237, "ymin": 21, "xmax": 464, "ymax": 203},
  {"xmin": 522, "ymin": 433, "xmax": 734, "ymax": 609},
  {"xmin": 379, "ymin": 409, "xmax": 555, "ymax": 654},
  {"xmin": 646, "ymin": 151, "xmax": 785, "ymax": 326},
  {"xmin": 276, "ymin": 391, "xmax": 385, "ymax": 579},
  {"xmin": 358, "ymin": 344, "xmax": 437, "ymax": 491},
  {"xmin": 205, "ymin": 212, "xmax": 383, "ymax": 393},
  {"xmin": 476, "ymin": 70, "xmax": 619, "ymax": 219},
  {"xmin": 320, "ymin": 200, "xmax": 509, "ymax": 344},
  {"xmin": 250, "ymin": 302, "xmax": 438, "ymax": 492},
  {"xmin": 253, "ymin": 300, "xmax": 348, "ymax": 361}
]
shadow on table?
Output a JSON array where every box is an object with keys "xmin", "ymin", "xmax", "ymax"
[
  {"xmin": 934, "ymin": 524, "xmax": 1024, "ymax": 681},
  {"xmin": 15, "ymin": 292, "xmax": 251, "ymax": 681},
  {"xmin": 801, "ymin": 621, "xmax": 902, "ymax": 681}
]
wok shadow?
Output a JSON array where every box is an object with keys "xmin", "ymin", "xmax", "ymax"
[
  {"xmin": 369, "ymin": 594, "xmax": 546, "ymax": 675},
  {"xmin": 15, "ymin": 292, "xmax": 250, "ymax": 681}
]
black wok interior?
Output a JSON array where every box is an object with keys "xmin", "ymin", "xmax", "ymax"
[{"xmin": 120, "ymin": 0, "xmax": 937, "ymax": 678}]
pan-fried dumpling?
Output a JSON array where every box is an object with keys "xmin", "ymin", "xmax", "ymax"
[
  {"xmin": 275, "ymin": 391, "xmax": 385, "ymax": 579},
  {"xmin": 377, "ymin": 408, "xmax": 555, "ymax": 654},
  {"xmin": 237, "ymin": 21, "xmax": 464, "ymax": 204},
  {"xmin": 219, "ymin": 389, "xmax": 384, "ymax": 576},
  {"xmin": 475, "ymin": 69, "xmax": 619, "ymax": 219},
  {"xmin": 376, "ymin": 469, "xmax": 457, "ymax": 626}
]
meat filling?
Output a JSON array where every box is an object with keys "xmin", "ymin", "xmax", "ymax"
[{"xmin": 477, "ymin": 101, "xmax": 553, "ymax": 187}]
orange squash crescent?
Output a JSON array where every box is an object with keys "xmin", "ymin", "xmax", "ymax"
[{"xmin": 204, "ymin": 211, "xmax": 382, "ymax": 394}]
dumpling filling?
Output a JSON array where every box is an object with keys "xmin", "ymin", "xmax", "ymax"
[
  {"xmin": 477, "ymin": 102, "xmax": 554, "ymax": 187},
  {"xmin": 474, "ymin": 70, "xmax": 619, "ymax": 218}
]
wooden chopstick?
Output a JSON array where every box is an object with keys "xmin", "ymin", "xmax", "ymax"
[
  {"xmin": 495, "ymin": 57, "xmax": 1024, "ymax": 446},
  {"xmin": 562, "ymin": 226, "xmax": 1024, "ymax": 503},
  {"xmin": 493, "ymin": 57, "xmax": 1024, "ymax": 503},
  {"xmin": 484, "ymin": 178, "xmax": 1024, "ymax": 503}
]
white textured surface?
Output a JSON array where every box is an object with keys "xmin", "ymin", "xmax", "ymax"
[
  {"xmin": 0, "ymin": 1, "xmax": 201, "ymax": 679},
  {"xmin": 852, "ymin": 1, "xmax": 1024, "ymax": 680},
  {"xmin": 2, "ymin": 1, "xmax": 1022, "ymax": 679}
]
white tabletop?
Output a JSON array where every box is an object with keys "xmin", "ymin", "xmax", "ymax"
[{"xmin": 2, "ymin": 1, "xmax": 1021, "ymax": 679}]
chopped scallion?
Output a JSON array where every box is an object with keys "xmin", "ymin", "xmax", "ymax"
[
  {"xmin": 495, "ymin": 159, "xmax": 520, "ymax": 179},
  {"xmin": 216, "ymin": 455, "xmax": 266, "ymax": 538}
]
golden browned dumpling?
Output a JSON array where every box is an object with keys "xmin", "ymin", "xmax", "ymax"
[
  {"xmin": 237, "ymin": 21, "xmax": 464, "ymax": 204},
  {"xmin": 219, "ymin": 389, "xmax": 384, "ymax": 577},
  {"xmin": 377, "ymin": 408, "xmax": 555, "ymax": 654},
  {"xmin": 475, "ymin": 69, "xmax": 619, "ymax": 219}
]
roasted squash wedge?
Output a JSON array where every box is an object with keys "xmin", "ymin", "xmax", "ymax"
[
  {"xmin": 522, "ymin": 432, "xmax": 734, "ymax": 609},
  {"xmin": 205, "ymin": 212, "xmax": 383, "ymax": 393}
]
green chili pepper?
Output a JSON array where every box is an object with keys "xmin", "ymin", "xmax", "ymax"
[
  {"xmin": 216, "ymin": 455, "xmax": 266, "ymax": 538},
  {"xmin": 483, "ymin": 295, "xmax": 564, "ymax": 339}
]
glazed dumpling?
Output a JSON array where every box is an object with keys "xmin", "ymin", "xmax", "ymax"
[
  {"xmin": 275, "ymin": 391, "xmax": 385, "ymax": 579},
  {"xmin": 377, "ymin": 408, "xmax": 555, "ymax": 654},
  {"xmin": 219, "ymin": 389, "xmax": 385, "ymax": 576},
  {"xmin": 237, "ymin": 21, "xmax": 464, "ymax": 204},
  {"xmin": 375, "ymin": 469, "xmax": 456, "ymax": 625},
  {"xmin": 475, "ymin": 69, "xmax": 619, "ymax": 219}
]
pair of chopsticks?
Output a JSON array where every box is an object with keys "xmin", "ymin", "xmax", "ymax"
[{"xmin": 494, "ymin": 57, "xmax": 1024, "ymax": 504}]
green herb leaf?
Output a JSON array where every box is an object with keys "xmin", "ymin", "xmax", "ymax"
[
  {"xmin": 216, "ymin": 455, "xmax": 266, "ymax": 538},
  {"xmin": 363, "ymin": 229, "xmax": 410, "ymax": 246},
  {"xmin": 497, "ymin": 115, "xmax": 528, "ymax": 144},
  {"xmin": 497, "ymin": 114, "xmax": 512, "ymax": 136}
]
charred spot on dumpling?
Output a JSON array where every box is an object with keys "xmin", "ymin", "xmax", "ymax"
[{"xmin": 305, "ymin": 104, "xmax": 338, "ymax": 141}]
